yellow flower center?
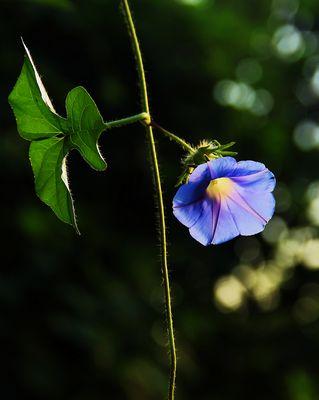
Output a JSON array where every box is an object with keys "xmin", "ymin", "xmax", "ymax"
[{"xmin": 206, "ymin": 177, "xmax": 234, "ymax": 199}]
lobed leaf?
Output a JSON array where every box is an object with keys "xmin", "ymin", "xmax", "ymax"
[
  {"xmin": 8, "ymin": 40, "xmax": 65, "ymax": 141},
  {"xmin": 29, "ymin": 137, "xmax": 79, "ymax": 233},
  {"xmin": 66, "ymin": 86, "xmax": 107, "ymax": 171},
  {"xmin": 9, "ymin": 42, "xmax": 108, "ymax": 231}
]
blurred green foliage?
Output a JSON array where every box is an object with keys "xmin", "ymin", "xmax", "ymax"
[{"xmin": 2, "ymin": 0, "xmax": 319, "ymax": 399}]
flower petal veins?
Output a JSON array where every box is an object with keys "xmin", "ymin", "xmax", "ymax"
[{"xmin": 173, "ymin": 157, "xmax": 276, "ymax": 245}]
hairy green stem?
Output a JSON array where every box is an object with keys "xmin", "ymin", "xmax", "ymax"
[
  {"xmin": 105, "ymin": 112, "xmax": 149, "ymax": 129},
  {"xmin": 121, "ymin": 1, "xmax": 177, "ymax": 399},
  {"xmin": 105, "ymin": 112, "xmax": 194, "ymax": 155},
  {"xmin": 150, "ymin": 121, "xmax": 195, "ymax": 153}
]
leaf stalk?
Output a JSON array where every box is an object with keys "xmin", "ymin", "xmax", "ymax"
[{"xmin": 105, "ymin": 112, "xmax": 149, "ymax": 129}]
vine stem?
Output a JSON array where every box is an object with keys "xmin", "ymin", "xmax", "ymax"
[
  {"xmin": 121, "ymin": 1, "xmax": 177, "ymax": 399},
  {"xmin": 150, "ymin": 121, "xmax": 195, "ymax": 153},
  {"xmin": 106, "ymin": 112, "xmax": 195, "ymax": 154}
]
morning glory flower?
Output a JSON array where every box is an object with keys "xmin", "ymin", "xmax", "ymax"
[{"xmin": 173, "ymin": 157, "xmax": 276, "ymax": 245}]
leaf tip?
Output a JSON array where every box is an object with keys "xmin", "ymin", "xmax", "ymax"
[{"xmin": 74, "ymin": 222, "xmax": 81, "ymax": 236}]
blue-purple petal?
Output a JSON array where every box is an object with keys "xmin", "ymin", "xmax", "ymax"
[
  {"xmin": 231, "ymin": 160, "xmax": 267, "ymax": 176},
  {"xmin": 211, "ymin": 198, "xmax": 240, "ymax": 245},
  {"xmin": 231, "ymin": 170, "xmax": 275, "ymax": 192},
  {"xmin": 233, "ymin": 185, "xmax": 275, "ymax": 221},
  {"xmin": 225, "ymin": 189, "xmax": 274, "ymax": 236},
  {"xmin": 230, "ymin": 160, "xmax": 276, "ymax": 192},
  {"xmin": 188, "ymin": 196, "xmax": 241, "ymax": 246},
  {"xmin": 189, "ymin": 199, "xmax": 215, "ymax": 246},
  {"xmin": 173, "ymin": 156, "xmax": 276, "ymax": 245},
  {"xmin": 188, "ymin": 162, "xmax": 211, "ymax": 183},
  {"xmin": 173, "ymin": 180, "xmax": 207, "ymax": 206},
  {"xmin": 173, "ymin": 199, "xmax": 204, "ymax": 229},
  {"xmin": 207, "ymin": 157, "xmax": 237, "ymax": 180},
  {"xmin": 173, "ymin": 163, "xmax": 210, "ymax": 206}
]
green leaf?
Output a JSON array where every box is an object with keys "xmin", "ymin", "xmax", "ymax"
[
  {"xmin": 9, "ymin": 42, "xmax": 110, "ymax": 231},
  {"xmin": 66, "ymin": 86, "xmax": 107, "ymax": 171},
  {"xmin": 8, "ymin": 40, "xmax": 65, "ymax": 141},
  {"xmin": 29, "ymin": 137, "xmax": 79, "ymax": 233}
]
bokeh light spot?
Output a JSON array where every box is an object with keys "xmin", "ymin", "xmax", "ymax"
[
  {"xmin": 176, "ymin": 0, "xmax": 207, "ymax": 6},
  {"xmin": 214, "ymin": 276, "xmax": 246, "ymax": 312},
  {"xmin": 262, "ymin": 216, "xmax": 288, "ymax": 244},
  {"xmin": 302, "ymin": 239, "xmax": 319, "ymax": 269},
  {"xmin": 214, "ymin": 80, "xmax": 273, "ymax": 115},
  {"xmin": 311, "ymin": 67, "xmax": 319, "ymax": 96},
  {"xmin": 272, "ymin": 24, "xmax": 304, "ymax": 60},
  {"xmin": 294, "ymin": 120, "xmax": 319, "ymax": 151}
]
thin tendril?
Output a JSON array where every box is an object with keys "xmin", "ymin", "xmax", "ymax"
[{"xmin": 120, "ymin": 1, "xmax": 177, "ymax": 399}]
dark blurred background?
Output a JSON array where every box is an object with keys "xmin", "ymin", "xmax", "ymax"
[{"xmin": 1, "ymin": 0, "xmax": 319, "ymax": 399}]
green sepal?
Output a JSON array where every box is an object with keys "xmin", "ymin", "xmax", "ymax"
[
  {"xmin": 217, "ymin": 150, "xmax": 238, "ymax": 156},
  {"xmin": 212, "ymin": 141, "xmax": 237, "ymax": 156},
  {"xmin": 176, "ymin": 140, "xmax": 237, "ymax": 186},
  {"xmin": 29, "ymin": 136, "xmax": 79, "ymax": 233},
  {"xmin": 175, "ymin": 166, "xmax": 195, "ymax": 187},
  {"xmin": 66, "ymin": 86, "xmax": 107, "ymax": 171}
]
